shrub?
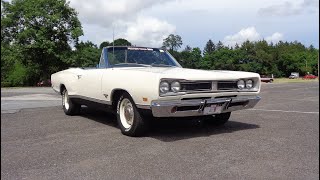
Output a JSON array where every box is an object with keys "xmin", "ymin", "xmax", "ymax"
[{"xmin": 5, "ymin": 62, "xmax": 28, "ymax": 87}]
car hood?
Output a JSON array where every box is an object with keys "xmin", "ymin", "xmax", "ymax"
[{"xmin": 117, "ymin": 67, "xmax": 260, "ymax": 80}]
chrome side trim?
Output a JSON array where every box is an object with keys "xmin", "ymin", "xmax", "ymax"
[
  {"xmin": 69, "ymin": 95, "xmax": 112, "ymax": 105},
  {"xmin": 136, "ymin": 104, "xmax": 151, "ymax": 109},
  {"xmin": 151, "ymin": 96, "xmax": 261, "ymax": 117}
]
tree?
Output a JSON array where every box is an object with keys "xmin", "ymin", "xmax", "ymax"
[
  {"xmin": 162, "ymin": 34, "xmax": 183, "ymax": 52},
  {"xmin": 180, "ymin": 47, "xmax": 202, "ymax": 69},
  {"xmin": 1, "ymin": 43, "xmax": 28, "ymax": 86},
  {"xmin": 308, "ymin": 45, "xmax": 315, "ymax": 51},
  {"xmin": 99, "ymin": 38, "xmax": 131, "ymax": 48},
  {"xmin": 68, "ymin": 41, "xmax": 100, "ymax": 67},
  {"xmin": 203, "ymin": 39, "xmax": 215, "ymax": 55},
  {"xmin": 113, "ymin": 38, "xmax": 132, "ymax": 46},
  {"xmin": 183, "ymin": 45, "xmax": 192, "ymax": 52},
  {"xmin": 216, "ymin": 41, "xmax": 224, "ymax": 50},
  {"xmin": 1, "ymin": 0, "xmax": 83, "ymax": 85},
  {"xmin": 234, "ymin": 43, "xmax": 240, "ymax": 49},
  {"xmin": 99, "ymin": 41, "xmax": 111, "ymax": 49},
  {"xmin": 241, "ymin": 40, "xmax": 255, "ymax": 56}
]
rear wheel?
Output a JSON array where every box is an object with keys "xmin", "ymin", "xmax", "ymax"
[
  {"xmin": 62, "ymin": 89, "xmax": 80, "ymax": 115},
  {"xmin": 204, "ymin": 112, "xmax": 231, "ymax": 126},
  {"xmin": 269, "ymin": 79, "xmax": 273, "ymax": 83},
  {"xmin": 116, "ymin": 92, "xmax": 147, "ymax": 136}
]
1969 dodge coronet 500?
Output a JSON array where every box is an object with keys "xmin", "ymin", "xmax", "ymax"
[{"xmin": 51, "ymin": 46, "xmax": 261, "ymax": 136}]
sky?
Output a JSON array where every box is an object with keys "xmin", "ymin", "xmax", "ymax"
[{"xmin": 69, "ymin": 0, "xmax": 319, "ymax": 49}]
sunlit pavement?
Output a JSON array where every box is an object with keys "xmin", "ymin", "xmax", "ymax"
[{"xmin": 1, "ymin": 82, "xmax": 319, "ymax": 179}]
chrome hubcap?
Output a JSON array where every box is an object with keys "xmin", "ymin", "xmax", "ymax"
[
  {"xmin": 120, "ymin": 98, "xmax": 134, "ymax": 129},
  {"xmin": 63, "ymin": 91, "xmax": 69, "ymax": 110}
]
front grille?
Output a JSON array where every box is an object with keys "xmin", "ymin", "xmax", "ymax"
[
  {"xmin": 177, "ymin": 106, "xmax": 200, "ymax": 111},
  {"xmin": 181, "ymin": 82, "xmax": 212, "ymax": 91},
  {"xmin": 181, "ymin": 97, "xmax": 211, "ymax": 100},
  {"xmin": 175, "ymin": 80, "xmax": 238, "ymax": 93},
  {"xmin": 217, "ymin": 81, "xmax": 238, "ymax": 91}
]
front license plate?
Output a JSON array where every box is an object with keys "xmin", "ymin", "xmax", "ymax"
[{"xmin": 203, "ymin": 104, "xmax": 223, "ymax": 115}]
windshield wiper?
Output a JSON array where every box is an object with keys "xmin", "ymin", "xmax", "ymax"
[
  {"xmin": 113, "ymin": 63, "xmax": 151, "ymax": 67},
  {"xmin": 151, "ymin": 63, "xmax": 174, "ymax": 67},
  {"xmin": 113, "ymin": 63, "xmax": 175, "ymax": 68}
]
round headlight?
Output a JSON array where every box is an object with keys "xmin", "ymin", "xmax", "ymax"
[
  {"xmin": 159, "ymin": 81, "xmax": 170, "ymax": 94},
  {"xmin": 171, "ymin": 81, "xmax": 181, "ymax": 92},
  {"xmin": 246, "ymin": 80, "xmax": 253, "ymax": 89},
  {"xmin": 237, "ymin": 80, "xmax": 245, "ymax": 89}
]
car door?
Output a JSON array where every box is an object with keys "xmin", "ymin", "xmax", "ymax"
[{"xmin": 77, "ymin": 69, "xmax": 106, "ymax": 100}]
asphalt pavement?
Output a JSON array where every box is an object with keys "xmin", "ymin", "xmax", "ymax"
[
  {"xmin": 1, "ymin": 82, "xmax": 319, "ymax": 179},
  {"xmin": 1, "ymin": 87, "xmax": 60, "ymax": 113}
]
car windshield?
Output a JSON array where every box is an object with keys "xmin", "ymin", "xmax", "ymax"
[{"xmin": 107, "ymin": 47, "xmax": 181, "ymax": 68}]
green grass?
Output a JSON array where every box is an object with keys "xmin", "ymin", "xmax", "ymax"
[{"xmin": 273, "ymin": 78, "xmax": 319, "ymax": 83}]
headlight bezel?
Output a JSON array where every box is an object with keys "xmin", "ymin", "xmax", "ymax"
[
  {"xmin": 237, "ymin": 79, "xmax": 245, "ymax": 89},
  {"xmin": 159, "ymin": 79, "xmax": 185, "ymax": 96},
  {"xmin": 245, "ymin": 79, "xmax": 253, "ymax": 89},
  {"xmin": 159, "ymin": 81, "xmax": 170, "ymax": 94},
  {"xmin": 237, "ymin": 78, "xmax": 256, "ymax": 91},
  {"xmin": 170, "ymin": 81, "xmax": 181, "ymax": 92}
]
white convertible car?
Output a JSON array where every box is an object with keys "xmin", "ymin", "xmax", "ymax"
[{"xmin": 51, "ymin": 46, "xmax": 261, "ymax": 136}]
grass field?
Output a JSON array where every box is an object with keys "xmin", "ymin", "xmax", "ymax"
[{"xmin": 273, "ymin": 78, "xmax": 319, "ymax": 83}]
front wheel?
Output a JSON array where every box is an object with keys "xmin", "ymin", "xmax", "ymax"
[
  {"xmin": 62, "ymin": 89, "xmax": 80, "ymax": 115},
  {"xmin": 204, "ymin": 112, "xmax": 231, "ymax": 126},
  {"xmin": 116, "ymin": 92, "xmax": 147, "ymax": 136}
]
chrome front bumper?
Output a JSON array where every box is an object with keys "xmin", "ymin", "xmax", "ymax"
[{"xmin": 151, "ymin": 96, "xmax": 261, "ymax": 117}]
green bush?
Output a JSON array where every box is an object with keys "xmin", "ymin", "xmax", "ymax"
[
  {"xmin": 1, "ymin": 82, "xmax": 11, "ymax": 87},
  {"xmin": 5, "ymin": 62, "xmax": 28, "ymax": 87}
]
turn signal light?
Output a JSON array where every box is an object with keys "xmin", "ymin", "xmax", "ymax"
[{"xmin": 171, "ymin": 106, "xmax": 177, "ymax": 113}]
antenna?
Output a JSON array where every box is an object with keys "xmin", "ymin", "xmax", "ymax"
[{"xmin": 112, "ymin": 25, "xmax": 115, "ymax": 58}]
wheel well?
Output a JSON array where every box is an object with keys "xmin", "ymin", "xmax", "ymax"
[
  {"xmin": 111, "ymin": 89, "xmax": 129, "ymax": 110},
  {"xmin": 60, "ymin": 84, "xmax": 66, "ymax": 95}
]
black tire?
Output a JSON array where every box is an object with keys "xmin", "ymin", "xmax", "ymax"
[
  {"xmin": 116, "ymin": 92, "xmax": 147, "ymax": 137},
  {"xmin": 204, "ymin": 112, "xmax": 231, "ymax": 126},
  {"xmin": 269, "ymin": 79, "xmax": 273, "ymax": 83},
  {"xmin": 62, "ymin": 89, "xmax": 81, "ymax": 115}
]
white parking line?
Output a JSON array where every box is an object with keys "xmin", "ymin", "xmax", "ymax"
[
  {"xmin": 289, "ymin": 87, "xmax": 319, "ymax": 91},
  {"xmin": 246, "ymin": 109, "xmax": 319, "ymax": 114},
  {"xmin": 266, "ymin": 98, "xmax": 319, "ymax": 102}
]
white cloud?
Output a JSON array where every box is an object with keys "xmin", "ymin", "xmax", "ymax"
[
  {"xmin": 69, "ymin": 0, "xmax": 173, "ymax": 28},
  {"xmin": 66, "ymin": 0, "xmax": 316, "ymax": 48},
  {"xmin": 223, "ymin": 27, "xmax": 261, "ymax": 47},
  {"xmin": 265, "ymin": 32, "xmax": 283, "ymax": 44},
  {"xmin": 69, "ymin": 0, "xmax": 176, "ymax": 47},
  {"xmin": 223, "ymin": 27, "xmax": 283, "ymax": 47},
  {"xmin": 121, "ymin": 16, "xmax": 176, "ymax": 47},
  {"xmin": 258, "ymin": 0, "xmax": 319, "ymax": 16}
]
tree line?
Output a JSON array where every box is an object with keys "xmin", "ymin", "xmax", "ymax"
[
  {"xmin": 1, "ymin": 0, "xmax": 318, "ymax": 87},
  {"xmin": 166, "ymin": 36, "xmax": 318, "ymax": 78}
]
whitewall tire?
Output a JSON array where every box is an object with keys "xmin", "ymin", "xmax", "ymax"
[
  {"xmin": 62, "ymin": 89, "xmax": 80, "ymax": 115},
  {"xmin": 116, "ymin": 92, "xmax": 147, "ymax": 136}
]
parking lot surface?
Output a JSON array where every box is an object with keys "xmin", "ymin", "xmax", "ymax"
[{"xmin": 1, "ymin": 82, "xmax": 319, "ymax": 179}]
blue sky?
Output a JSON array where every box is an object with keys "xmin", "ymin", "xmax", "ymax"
[{"xmin": 69, "ymin": 0, "xmax": 319, "ymax": 49}]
